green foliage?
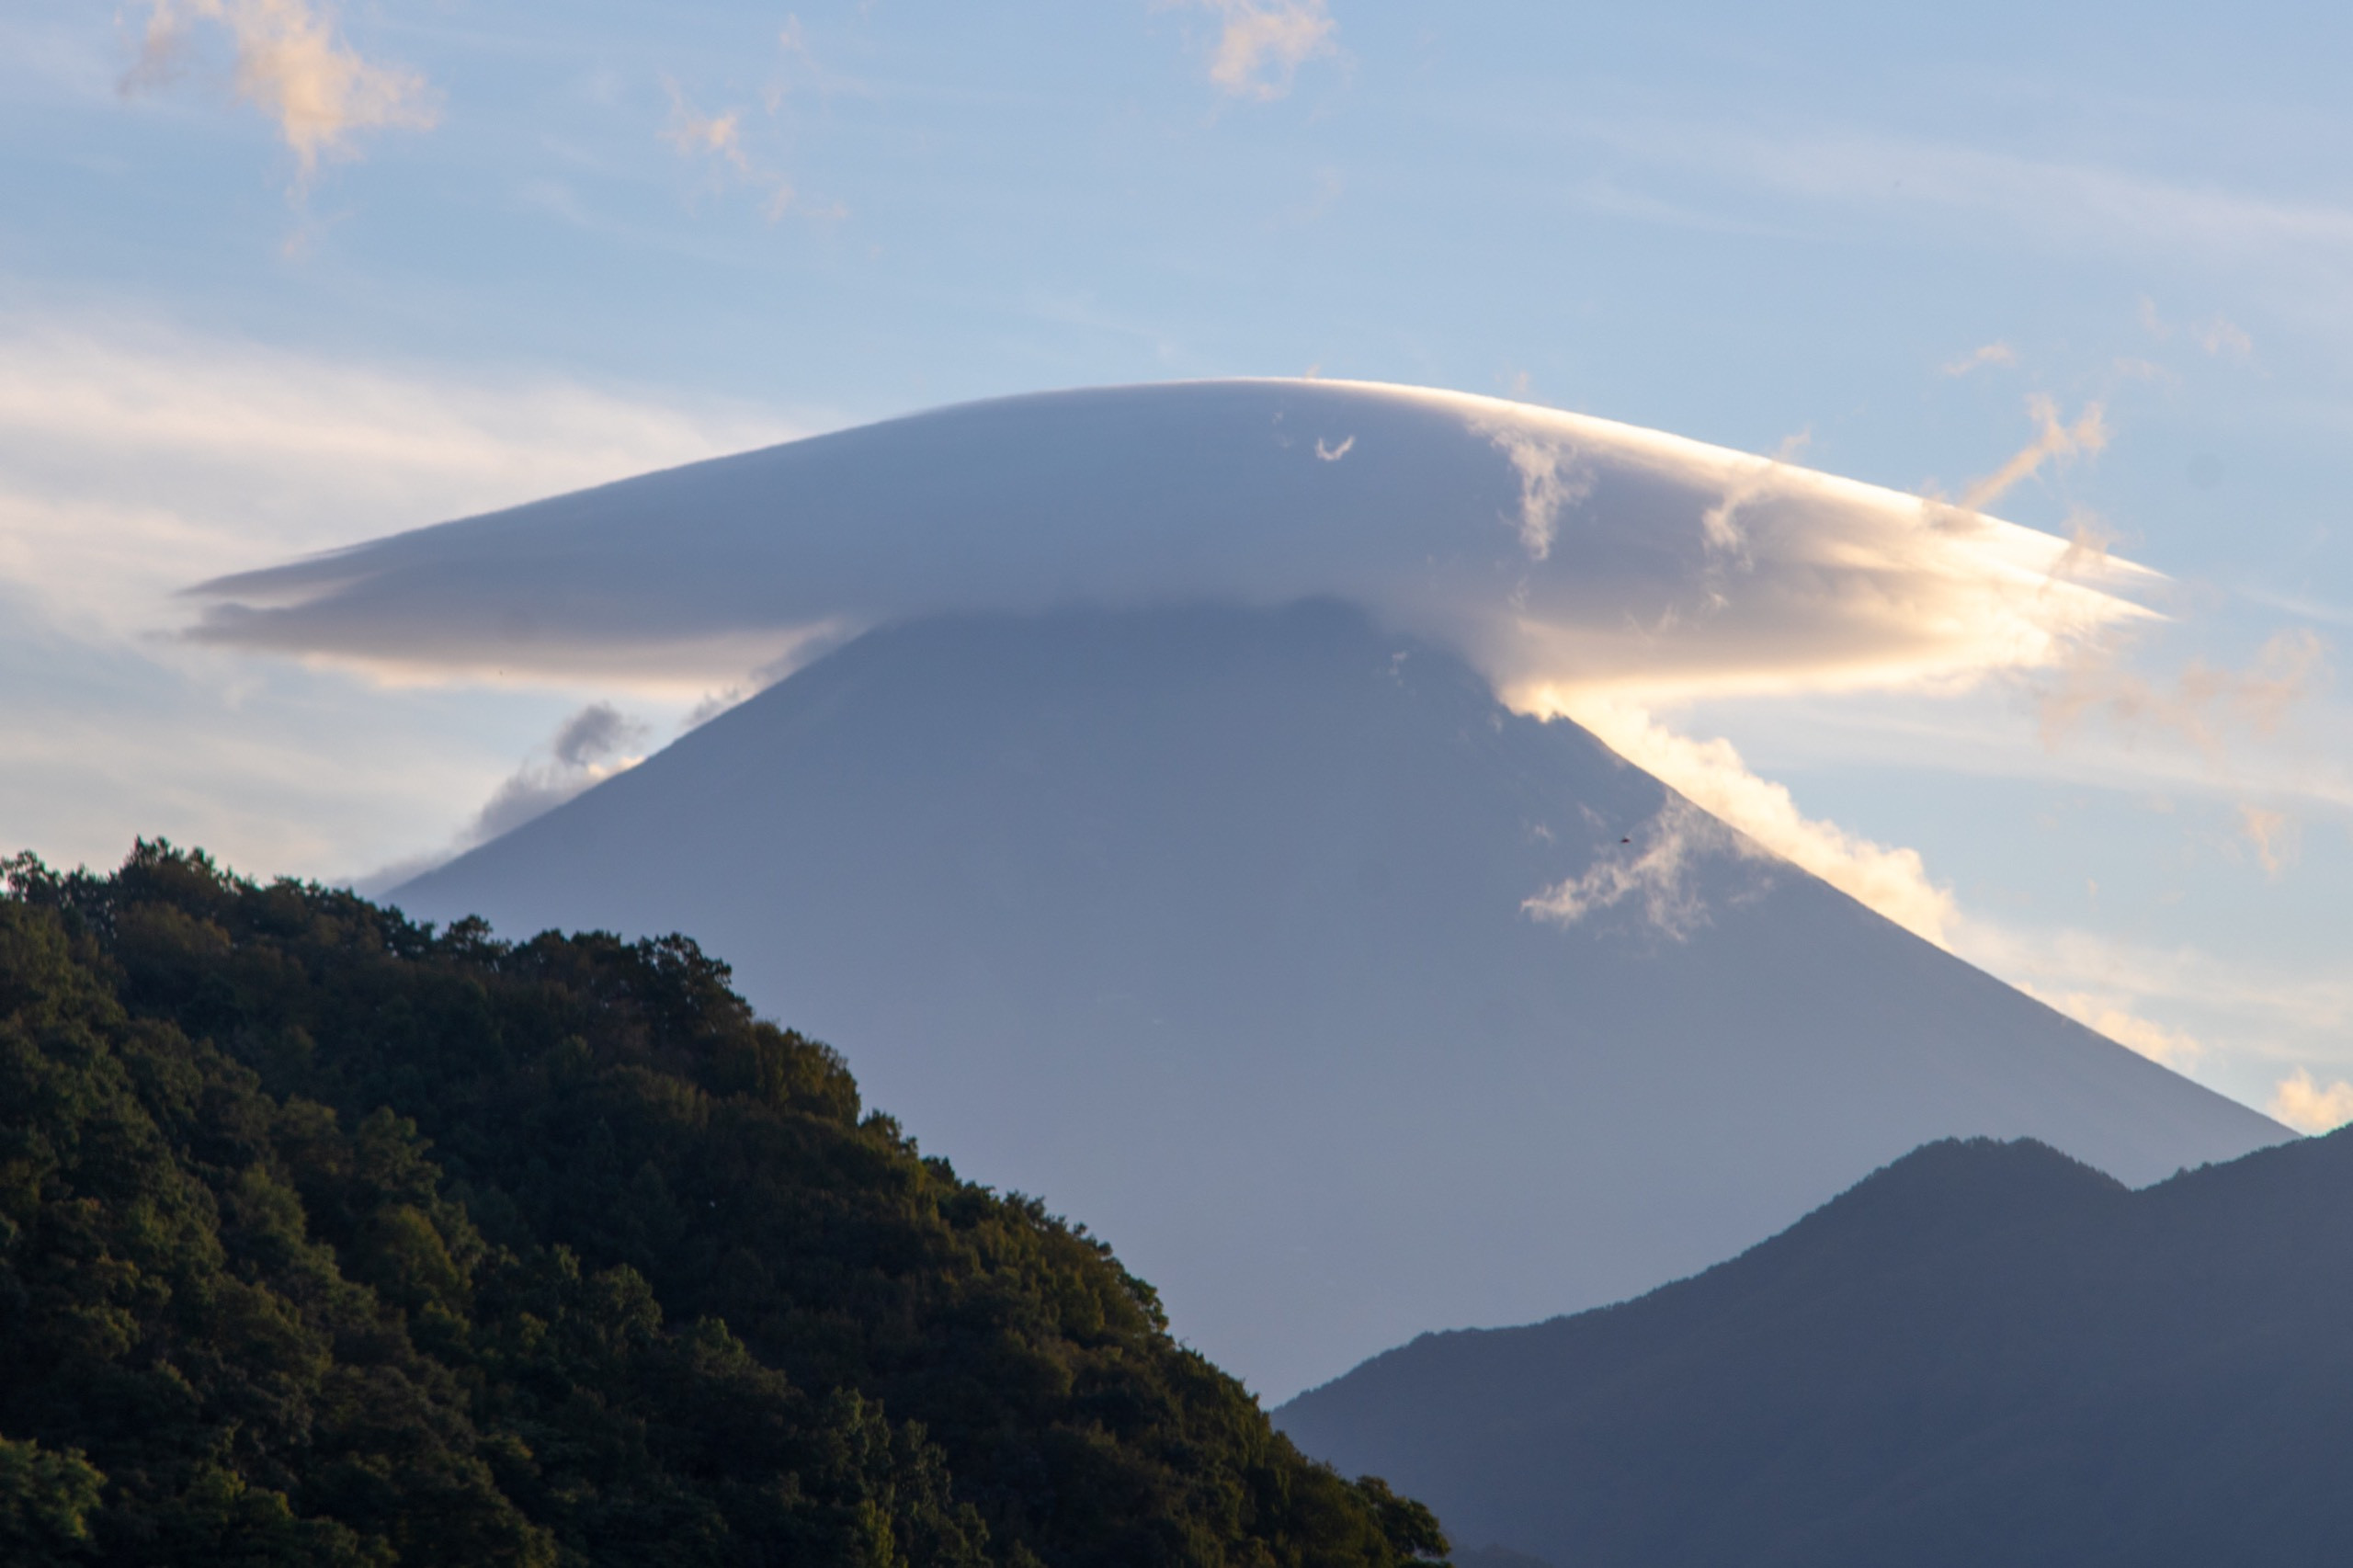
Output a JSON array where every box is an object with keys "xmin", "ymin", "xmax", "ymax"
[{"xmin": 0, "ymin": 843, "xmax": 1446, "ymax": 1567}]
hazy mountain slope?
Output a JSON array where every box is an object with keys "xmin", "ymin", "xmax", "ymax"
[
  {"xmin": 1277, "ymin": 1131, "xmax": 2353, "ymax": 1568},
  {"xmin": 392, "ymin": 602, "xmax": 2285, "ymax": 1399}
]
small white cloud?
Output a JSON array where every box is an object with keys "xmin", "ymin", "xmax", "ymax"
[
  {"xmin": 1941, "ymin": 342, "xmax": 2018, "ymax": 377},
  {"xmin": 1182, "ymin": 0, "xmax": 1337, "ymax": 100},
  {"xmin": 2270, "ymin": 1068, "xmax": 2353, "ymax": 1134},
  {"xmin": 1314, "ymin": 435, "xmax": 1354, "ymax": 461},
  {"xmin": 1522, "ymin": 798, "xmax": 1749, "ymax": 940},
  {"xmin": 126, "ymin": 0, "xmax": 439, "ymax": 182}
]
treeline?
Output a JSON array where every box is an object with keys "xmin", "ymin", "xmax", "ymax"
[{"xmin": 0, "ymin": 843, "xmax": 1446, "ymax": 1567}]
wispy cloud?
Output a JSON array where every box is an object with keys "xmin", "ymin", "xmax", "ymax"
[
  {"xmin": 1522, "ymin": 798, "xmax": 1750, "ymax": 940},
  {"xmin": 125, "ymin": 0, "xmax": 438, "ymax": 181},
  {"xmin": 662, "ymin": 79, "xmax": 795, "ymax": 220},
  {"xmin": 2140, "ymin": 297, "xmax": 2256, "ymax": 359},
  {"xmin": 1478, "ymin": 424, "xmax": 1592, "ymax": 562},
  {"xmin": 1957, "ymin": 394, "xmax": 2108, "ymax": 512},
  {"xmin": 2037, "ymin": 627, "xmax": 2331, "ymax": 756},
  {"xmin": 1182, "ymin": 0, "xmax": 1337, "ymax": 100},
  {"xmin": 1941, "ymin": 341, "xmax": 2018, "ymax": 377},
  {"xmin": 2196, "ymin": 316, "xmax": 2254, "ymax": 358},
  {"xmin": 0, "ymin": 317, "xmax": 790, "ymax": 640},
  {"xmin": 2237, "ymin": 802, "xmax": 2296, "ymax": 878}
]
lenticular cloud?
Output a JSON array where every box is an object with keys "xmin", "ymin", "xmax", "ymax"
[{"xmin": 186, "ymin": 379, "xmax": 2153, "ymax": 702}]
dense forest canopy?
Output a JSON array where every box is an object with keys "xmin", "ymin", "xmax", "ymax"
[{"xmin": 0, "ymin": 842, "xmax": 1447, "ymax": 1567}]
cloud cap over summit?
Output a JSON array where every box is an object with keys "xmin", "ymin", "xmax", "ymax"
[{"xmin": 187, "ymin": 380, "xmax": 2150, "ymax": 705}]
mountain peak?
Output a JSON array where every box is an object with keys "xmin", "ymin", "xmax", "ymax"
[{"xmin": 393, "ymin": 601, "xmax": 2283, "ymax": 1399}]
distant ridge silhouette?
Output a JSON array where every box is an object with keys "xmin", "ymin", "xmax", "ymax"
[{"xmin": 1280, "ymin": 1130, "xmax": 2353, "ymax": 1567}]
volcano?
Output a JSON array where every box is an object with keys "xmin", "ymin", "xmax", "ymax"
[{"xmin": 389, "ymin": 599, "xmax": 2285, "ymax": 1399}]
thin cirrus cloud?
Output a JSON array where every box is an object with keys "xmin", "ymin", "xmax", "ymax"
[
  {"xmin": 0, "ymin": 316, "xmax": 795, "ymax": 636},
  {"xmin": 1941, "ymin": 341, "xmax": 2018, "ymax": 377},
  {"xmin": 123, "ymin": 0, "xmax": 438, "ymax": 179}
]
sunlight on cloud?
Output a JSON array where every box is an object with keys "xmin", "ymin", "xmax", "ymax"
[
  {"xmin": 2269, "ymin": 1069, "xmax": 2353, "ymax": 1134},
  {"xmin": 178, "ymin": 375, "xmax": 2307, "ymax": 1080},
  {"xmin": 1545, "ymin": 698, "xmax": 1957, "ymax": 947},
  {"xmin": 1184, "ymin": 0, "xmax": 1337, "ymax": 100},
  {"xmin": 182, "ymin": 381, "xmax": 2160, "ymax": 708},
  {"xmin": 2017, "ymin": 986, "xmax": 2204, "ymax": 1070},
  {"xmin": 127, "ymin": 0, "xmax": 438, "ymax": 179}
]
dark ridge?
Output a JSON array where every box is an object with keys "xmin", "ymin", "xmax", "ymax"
[{"xmin": 1280, "ymin": 1129, "xmax": 2353, "ymax": 1568}]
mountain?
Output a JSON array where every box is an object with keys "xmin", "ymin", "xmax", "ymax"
[
  {"xmin": 1276, "ymin": 1130, "xmax": 2353, "ymax": 1567},
  {"xmin": 0, "ymin": 846, "xmax": 1447, "ymax": 1568},
  {"xmin": 390, "ymin": 601, "xmax": 2285, "ymax": 1399}
]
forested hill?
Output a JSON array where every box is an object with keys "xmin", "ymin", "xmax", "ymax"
[
  {"xmin": 0, "ymin": 843, "xmax": 1447, "ymax": 1568},
  {"xmin": 1279, "ymin": 1131, "xmax": 2353, "ymax": 1568}
]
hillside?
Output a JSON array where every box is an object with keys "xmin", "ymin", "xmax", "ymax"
[
  {"xmin": 1278, "ymin": 1132, "xmax": 2353, "ymax": 1568},
  {"xmin": 392, "ymin": 601, "xmax": 2283, "ymax": 1397},
  {"xmin": 0, "ymin": 845, "xmax": 1446, "ymax": 1568}
]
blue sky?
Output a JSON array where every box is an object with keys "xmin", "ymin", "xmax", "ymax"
[{"xmin": 2, "ymin": 1, "xmax": 2346, "ymax": 1125}]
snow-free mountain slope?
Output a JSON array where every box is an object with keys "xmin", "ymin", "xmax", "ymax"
[
  {"xmin": 393, "ymin": 602, "xmax": 2284, "ymax": 1400},
  {"xmin": 1277, "ymin": 1130, "xmax": 2353, "ymax": 1568}
]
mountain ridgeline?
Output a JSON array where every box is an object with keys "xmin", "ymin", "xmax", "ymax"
[
  {"xmin": 0, "ymin": 845, "xmax": 1447, "ymax": 1568},
  {"xmin": 1279, "ymin": 1132, "xmax": 2353, "ymax": 1568}
]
